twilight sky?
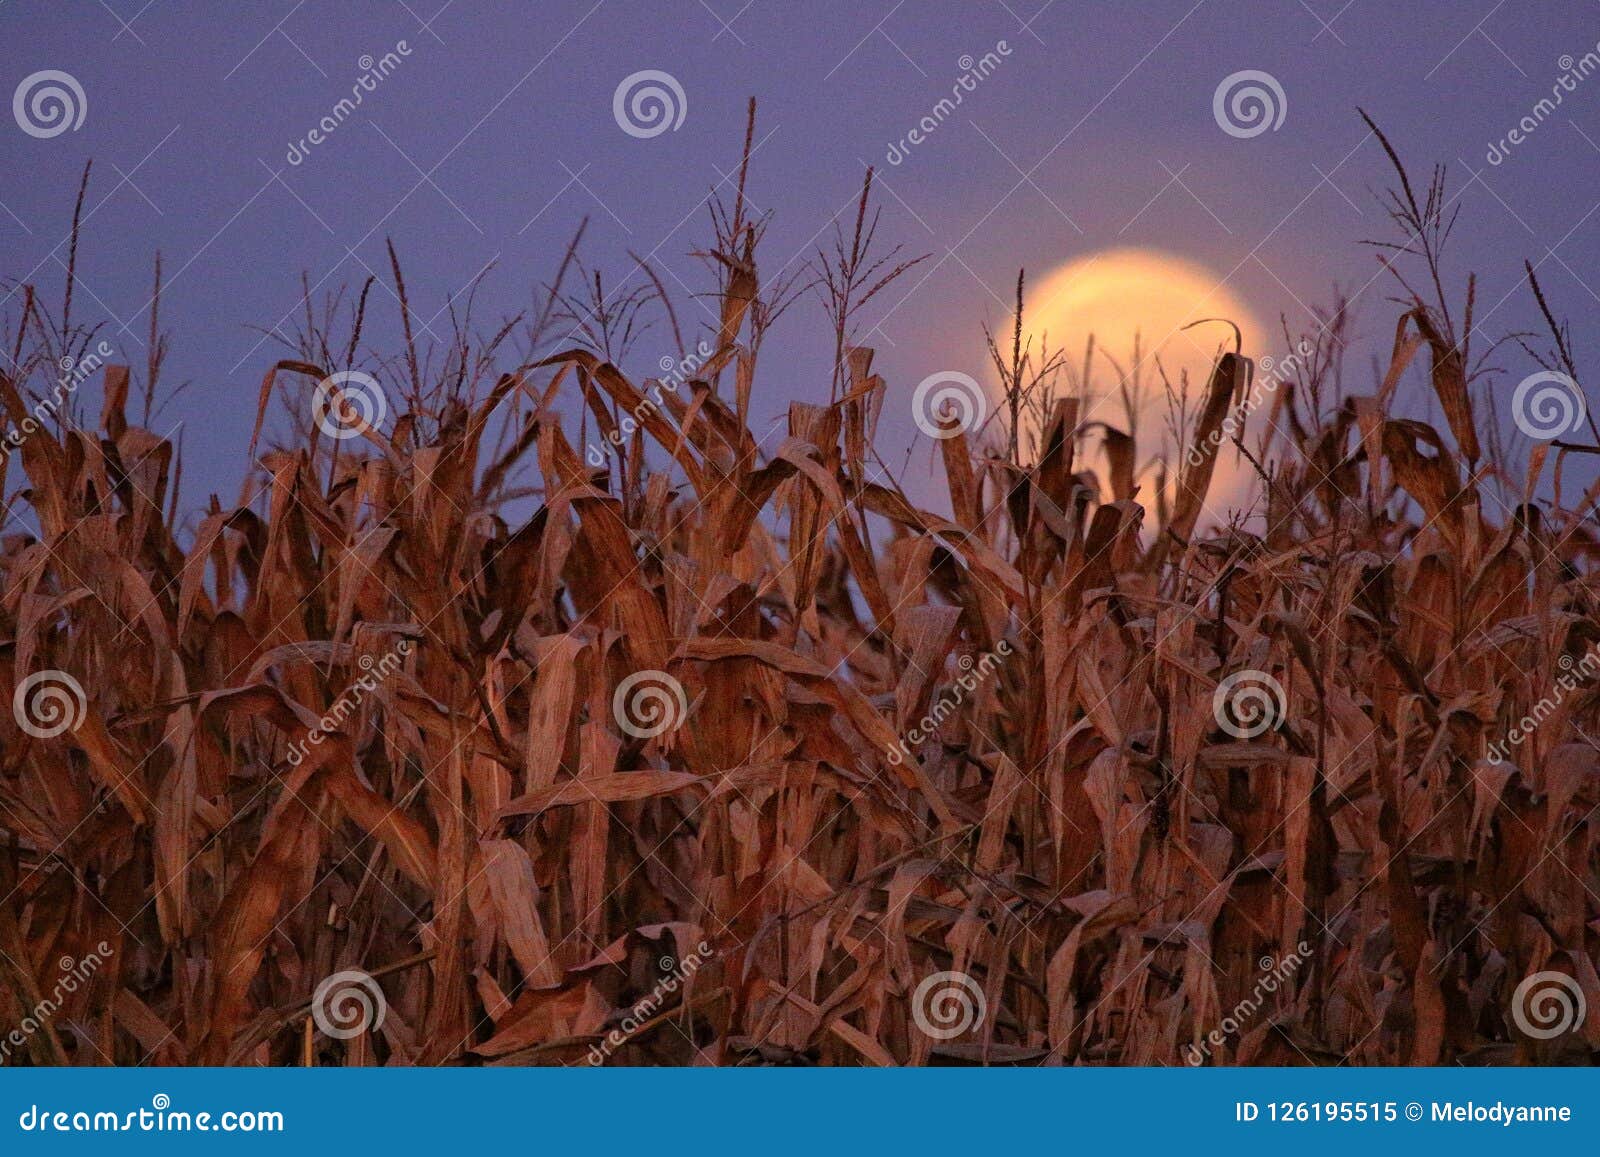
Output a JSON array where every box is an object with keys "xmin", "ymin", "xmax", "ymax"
[{"xmin": 3, "ymin": 0, "xmax": 1599, "ymax": 515}]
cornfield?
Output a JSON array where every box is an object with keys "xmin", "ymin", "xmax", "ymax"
[{"xmin": 3, "ymin": 112, "xmax": 1599, "ymax": 1067}]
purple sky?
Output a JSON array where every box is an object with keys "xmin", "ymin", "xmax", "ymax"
[{"xmin": 3, "ymin": 0, "xmax": 1598, "ymax": 514}]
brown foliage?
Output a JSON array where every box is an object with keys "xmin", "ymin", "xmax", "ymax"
[{"xmin": 2, "ymin": 127, "xmax": 1600, "ymax": 1067}]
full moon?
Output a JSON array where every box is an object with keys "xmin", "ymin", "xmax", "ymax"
[{"xmin": 1009, "ymin": 247, "xmax": 1266, "ymax": 520}]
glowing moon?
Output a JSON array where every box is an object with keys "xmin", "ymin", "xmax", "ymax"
[{"xmin": 1012, "ymin": 248, "xmax": 1265, "ymax": 518}]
